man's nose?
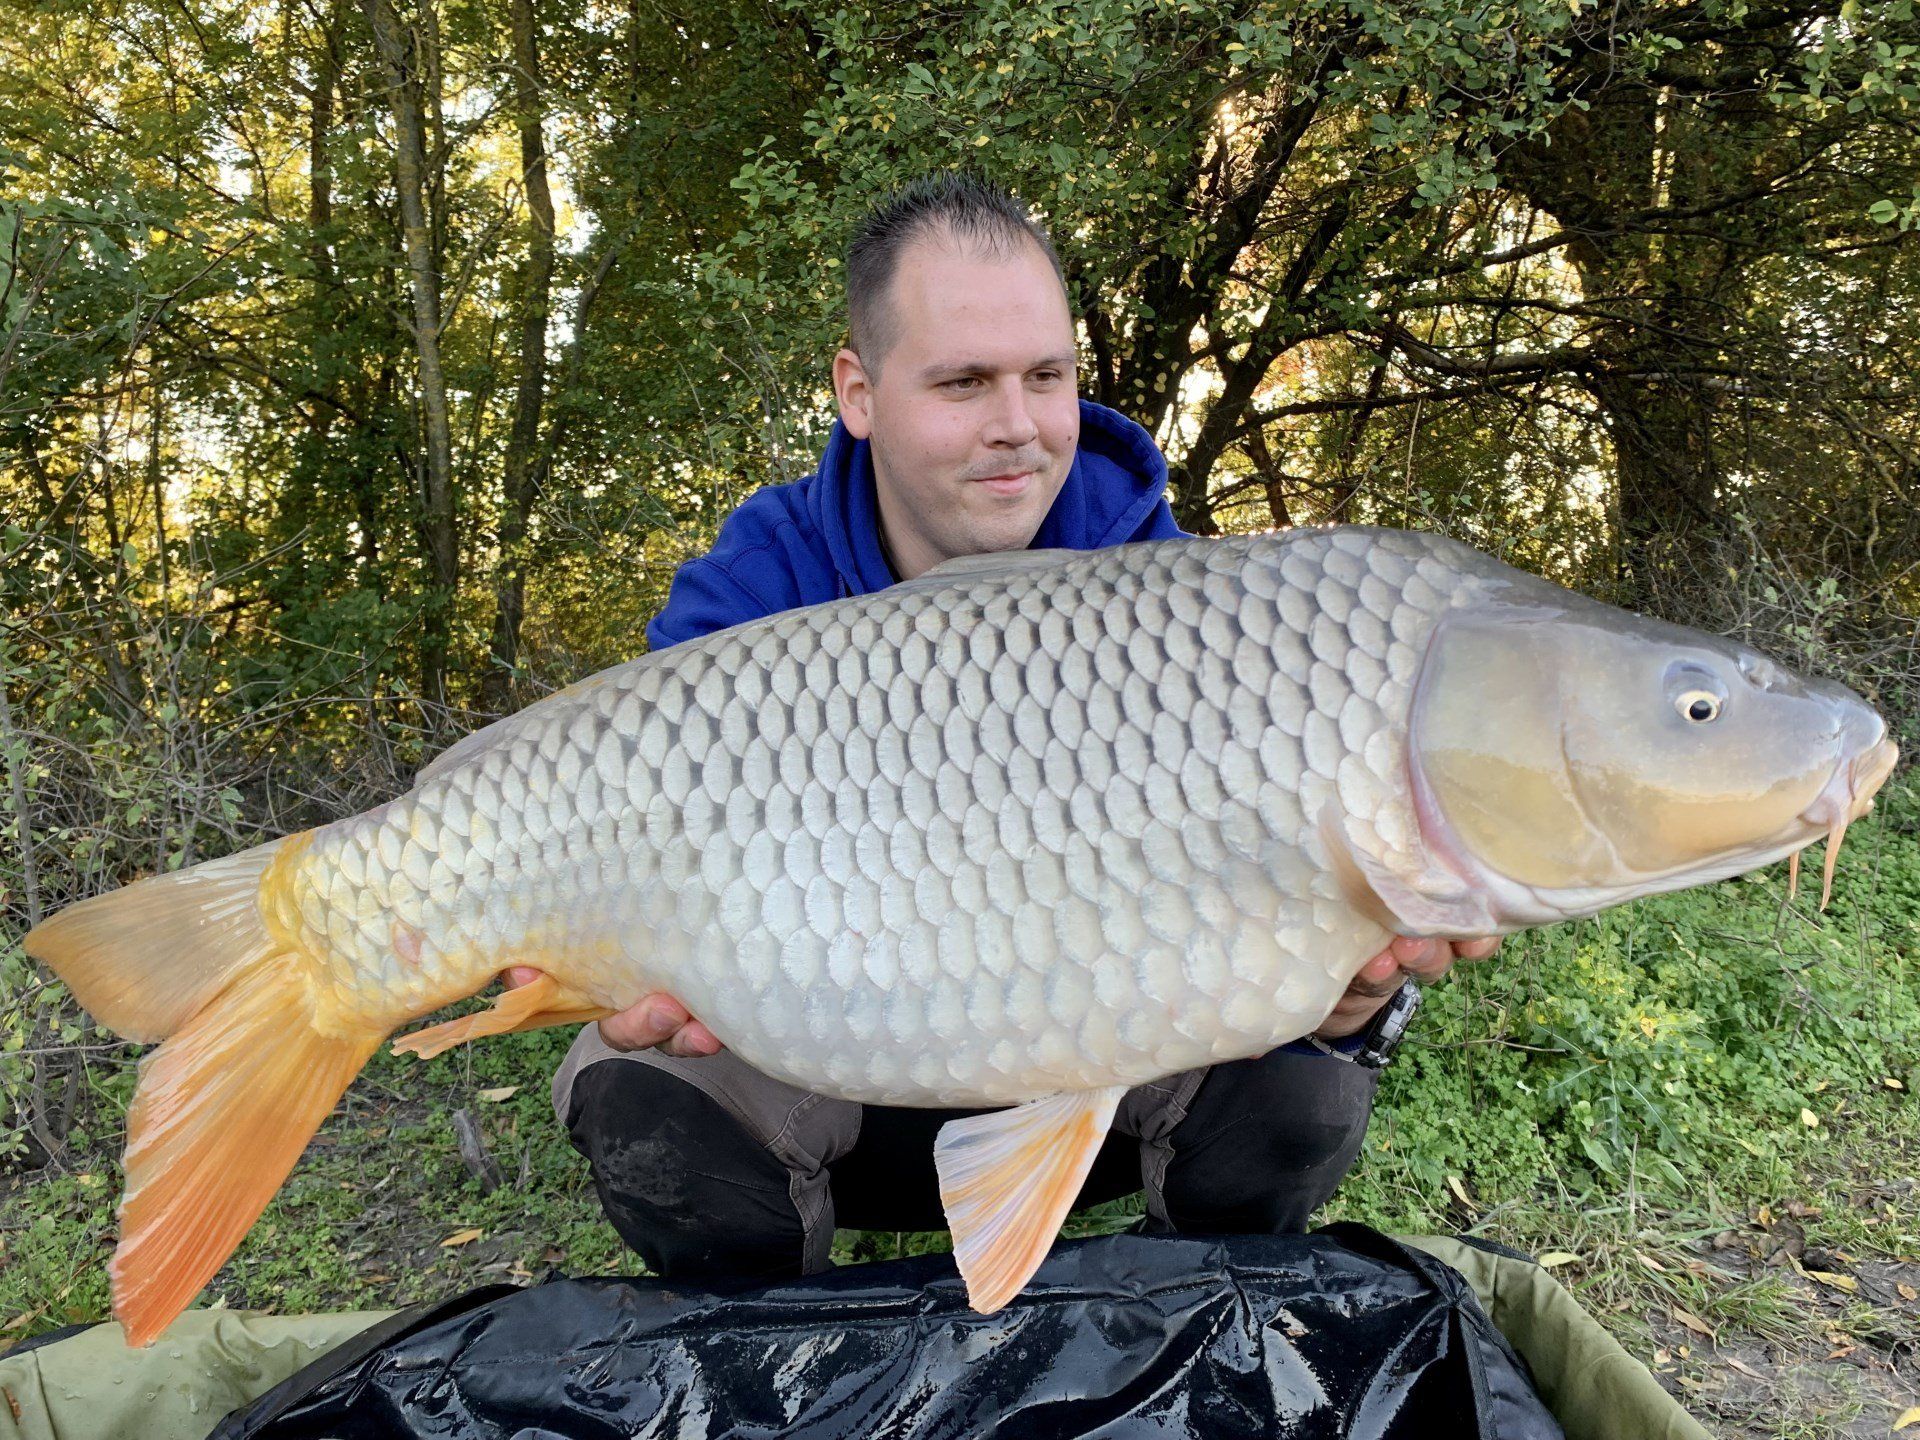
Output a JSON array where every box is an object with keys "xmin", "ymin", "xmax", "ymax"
[{"xmin": 981, "ymin": 377, "xmax": 1040, "ymax": 447}]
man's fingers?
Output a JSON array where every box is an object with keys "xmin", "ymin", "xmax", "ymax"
[
  {"xmin": 1347, "ymin": 947, "xmax": 1408, "ymax": 999},
  {"xmin": 1454, "ymin": 936, "xmax": 1501, "ymax": 962},
  {"xmin": 504, "ymin": 965, "xmax": 540, "ymax": 988},
  {"xmin": 596, "ymin": 995, "xmax": 725, "ymax": 1056},
  {"xmin": 661, "ymin": 1021, "xmax": 723, "ymax": 1059},
  {"xmin": 599, "ymin": 994, "xmax": 690, "ymax": 1052},
  {"xmin": 1388, "ymin": 935, "xmax": 1440, "ymax": 968}
]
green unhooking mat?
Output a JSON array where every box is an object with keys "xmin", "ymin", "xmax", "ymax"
[{"xmin": 0, "ymin": 1231, "xmax": 1708, "ymax": 1440}]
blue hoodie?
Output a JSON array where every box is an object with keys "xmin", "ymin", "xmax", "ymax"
[{"xmin": 646, "ymin": 400, "xmax": 1184, "ymax": 650}]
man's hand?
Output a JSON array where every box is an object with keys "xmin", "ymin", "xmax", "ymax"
[
  {"xmin": 1312, "ymin": 936, "xmax": 1500, "ymax": 1041},
  {"xmin": 502, "ymin": 967, "xmax": 723, "ymax": 1057}
]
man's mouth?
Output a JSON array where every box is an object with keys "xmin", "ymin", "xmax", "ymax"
[{"xmin": 971, "ymin": 469, "xmax": 1036, "ymax": 497}]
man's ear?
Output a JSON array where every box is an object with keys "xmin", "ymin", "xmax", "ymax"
[{"xmin": 834, "ymin": 347, "xmax": 874, "ymax": 440}]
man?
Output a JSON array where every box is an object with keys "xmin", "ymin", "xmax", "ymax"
[{"xmin": 534, "ymin": 173, "xmax": 1496, "ymax": 1283}]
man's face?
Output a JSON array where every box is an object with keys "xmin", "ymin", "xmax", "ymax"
[{"xmin": 834, "ymin": 231, "xmax": 1080, "ymax": 580}]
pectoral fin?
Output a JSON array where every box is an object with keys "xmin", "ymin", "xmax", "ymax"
[
  {"xmin": 934, "ymin": 1085, "xmax": 1128, "ymax": 1314},
  {"xmin": 391, "ymin": 973, "xmax": 614, "ymax": 1060},
  {"xmin": 1318, "ymin": 802, "xmax": 1502, "ymax": 937}
]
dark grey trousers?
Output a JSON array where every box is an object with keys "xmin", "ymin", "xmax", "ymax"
[{"xmin": 551, "ymin": 1025, "xmax": 1379, "ymax": 1284}]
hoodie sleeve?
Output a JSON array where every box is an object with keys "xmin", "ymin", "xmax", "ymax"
[
  {"xmin": 644, "ymin": 493, "xmax": 814, "ymax": 651},
  {"xmin": 643, "ymin": 557, "xmax": 769, "ymax": 652}
]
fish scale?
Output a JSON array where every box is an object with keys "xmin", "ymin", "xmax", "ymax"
[{"xmin": 279, "ymin": 527, "xmax": 1441, "ymax": 1102}]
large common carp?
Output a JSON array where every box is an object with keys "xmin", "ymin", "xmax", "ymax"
[{"xmin": 26, "ymin": 527, "xmax": 1897, "ymax": 1347}]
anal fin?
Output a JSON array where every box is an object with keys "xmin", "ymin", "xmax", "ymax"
[
  {"xmin": 391, "ymin": 973, "xmax": 614, "ymax": 1060},
  {"xmin": 934, "ymin": 1085, "xmax": 1128, "ymax": 1314}
]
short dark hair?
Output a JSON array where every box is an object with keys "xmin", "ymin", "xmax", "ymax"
[{"xmin": 846, "ymin": 171, "xmax": 1068, "ymax": 378}]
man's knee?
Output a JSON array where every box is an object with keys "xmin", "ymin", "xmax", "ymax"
[
  {"xmin": 564, "ymin": 1058, "xmax": 805, "ymax": 1283},
  {"xmin": 1159, "ymin": 1049, "xmax": 1380, "ymax": 1234}
]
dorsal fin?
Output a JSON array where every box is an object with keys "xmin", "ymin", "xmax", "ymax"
[
  {"xmin": 888, "ymin": 548, "xmax": 1079, "ymax": 595},
  {"xmin": 410, "ymin": 668, "xmax": 627, "ymax": 789}
]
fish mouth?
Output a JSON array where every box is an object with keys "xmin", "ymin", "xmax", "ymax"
[{"xmin": 1788, "ymin": 734, "xmax": 1899, "ymax": 907}]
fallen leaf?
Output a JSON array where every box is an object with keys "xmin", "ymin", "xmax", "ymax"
[
  {"xmin": 1898, "ymin": 1282, "xmax": 1917, "ymax": 1302},
  {"xmin": 440, "ymin": 1228, "xmax": 484, "ymax": 1248},
  {"xmin": 1885, "ymin": 1077, "xmax": 1905, "ymax": 1091},
  {"xmin": 1445, "ymin": 1174, "xmax": 1474, "ymax": 1209},
  {"xmin": 1637, "ymin": 1252, "xmax": 1669, "ymax": 1273},
  {"xmin": 1808, "ymin": 1270, "xmax": 1859, "ymax": 1293},
  {"xmin": 1, "ymin": 1310, "xmax": 39, "ymax": 1334},
  {"xmin": 1672, "ymin": 1305, "xmax": 1716, "ymax": 1339},
  {"xmin": 1723, "ymin": 1356, "xmax": 1767, "ymax": 1380},
  {"xmin": 478, "ymin": 1086, "xmax": 519, "ymax": 1103},
  {"xmin": 364, "ymin": 1273, "xmax": 393, "ymax": 1283},
  {"xmin": 1537, "ymin": 1251, "xmax": 1582, "ymax": 1269},
  {"xmin": 1800, "ymin": 1108, "xmax": 1821, "ymax": 1128},
  {"xmin": 1894, "ymin": 1407, "xmax": 1920, "ymax": 1433}
]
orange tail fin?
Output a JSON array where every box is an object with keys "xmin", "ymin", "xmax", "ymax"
[{"xmin": 24, "ymin": 833, "xmax": 386, "ymax": 1348}]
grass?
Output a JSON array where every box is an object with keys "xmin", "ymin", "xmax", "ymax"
[{"xmin": 3, "ymin": 785, "xmax": 1918, "ymax": 1436}]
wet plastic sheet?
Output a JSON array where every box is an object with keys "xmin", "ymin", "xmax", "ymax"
[{"xmin": 213, "ymin": 1225, "xmax": 1564, "ymax": 1438}]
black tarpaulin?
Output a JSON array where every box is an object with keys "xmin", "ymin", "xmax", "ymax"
[{"xmin": 213, "ymin": 1225, "xmax": 1564, "ymax": 1439}]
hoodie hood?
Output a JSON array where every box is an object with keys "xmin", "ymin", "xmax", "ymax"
[{"xmin": 806, "ymin": 400, "xmax": 1174, "ymax": 597}]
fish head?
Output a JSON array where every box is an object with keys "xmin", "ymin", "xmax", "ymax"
[{"xmin": 1408, "ymin": 600, "xmax": 1898, "ymax": 925}]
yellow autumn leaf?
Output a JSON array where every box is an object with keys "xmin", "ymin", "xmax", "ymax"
[
  {"xmin": 440, "ymin": 1228, "xmax": 484, "ymax": 1248},
  {"xmin": 1801, "ymin": 1108, "xmax": 1821, "ymax": 1128},
  {"xmin": 1537, "ymin": 1251, "xmax": 1582, "ymax": 1269},
  {"xmin": 1893, "ymin": 1406, "xmax": 1920, "ymax": 1432},
  {"xmin": 1671, "ymin": 1305, "xmax": 1715, "ymax": 1339},
  {"xmin": 1807, "ymin": 1270, "xmax": 1859, "ymax": 1293},
  {"xmin": 478, "ymin": 1085, "xmax": 519, "ymax": 1103}
]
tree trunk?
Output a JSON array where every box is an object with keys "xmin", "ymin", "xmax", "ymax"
[
  {"xmin": 366, "ymin": 0, "xmax": 458, "ymax": 714},
  {"xmin": 482, "ymin": 0, "xmax": 556, "ymax": 713},
  {"xmin": 1498, "ymin": 74, "xmax": 1730, "ymax": 604}
]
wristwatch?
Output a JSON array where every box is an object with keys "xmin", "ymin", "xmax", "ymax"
[{"xmin": 1302, "ymin": 977, "xmax": 1423, "ymax": 1070}]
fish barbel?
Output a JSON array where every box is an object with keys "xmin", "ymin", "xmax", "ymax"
[{"xmin": 25, "ymin": 527, "xmax": 1897, "ymax": 1345}]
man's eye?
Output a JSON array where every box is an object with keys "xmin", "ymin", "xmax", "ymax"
[{"xmin": 943, "ymin": 377, "xmax": 980, "ymax": 392}]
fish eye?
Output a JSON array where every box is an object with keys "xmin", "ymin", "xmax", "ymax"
[
  {"xmin": 1676, "ymin": 690, "xmax": 1722, "ymax": 723},
  {"xmin": 1663, "ymin": 660, "xmax": 1728, "ymax": 726}
]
